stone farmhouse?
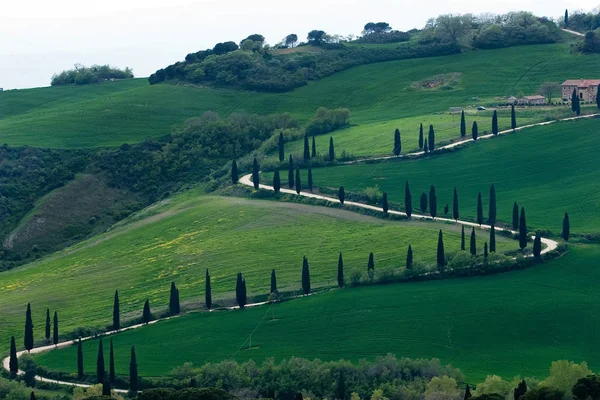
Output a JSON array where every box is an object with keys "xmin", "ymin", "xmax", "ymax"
[{"xmin": 561, "ymin": 79, "xmax": 600, "ymax": 102}]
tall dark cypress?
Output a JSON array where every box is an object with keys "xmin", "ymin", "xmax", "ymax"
[
  {"xmin": 492, "ymin": 110, "xmax": 498, "ymax": 135},
  {"xmin": 406, "ymin": 245, "xmax": 413, "ymax": 269},
  {"xmin": 205, "ymin": 269, "xmax": 212, "ymax": 310},
  {"xmin": 405, "ymin": 181, "xmax": 412, "ymax": 217},
  {"xmin": 24, "ymin": 303, "xmax": 33, "ymax": 352},
  {"xmin": 278, "ymin": 132, "xmax": 285, "ymax": 162},
  {"xmin": 273, "ymin": 170, "xmax": 281, "ymax": 193},
  {"xmin": 288, "ymin": 154, "xmax": 294, "ymax": 188},
  {"xmin": 472, "ymin": 121, "xmax": 478, "ymax": 141},
  {"xmin": 130, "ymin": 346, "xmax": 138, "ymax": 393},
  {"xmin": 338, "ymin": 186, "xmax": 345, "ymax": 205},
  {"xmin": 511, "ymin": 105, "xmax": 516, "ymax": 130},
  {"xmin": 252, "ymin": 158, "xmax": 260, "ymax": 190},
  {"xmin": 169, "ymin": 282, "xmax": 180, "ymax": 315},
  {"xmin": 113, "ymin": 289, "xmax": 120, "ymax": 331},
  {"xmin": 271, "ymin": 269, "xmax": 277, "ymax": 293},
  {"xmin": 428, "ymin": 125, "xmax": 435, "ymax": 152},
  {"xmin": 476, "ymin": 192, "xmax": 483, "ymax": 226},
  {"xmin": 562, "ymin": 212, "xmax": 570, "ymax": 241},
  {"xmin": 302, "ymin": 256, "xmax": 311, "ymax": 295},
  {"xmin": 519, "ymin": 207, "xmax": 528, "ymax": 250},
  {"xmin": 423, "ymin": 139, "xmax": 428, "ymax": 154},
  {"xmin": 52, "ymin": 311, "xmax": 58, "ymax": 346},
  {"xmin": 96, "ymin": 338, "xmax": 105, "ymax": 384},
  {"xmin": 437, "ymin": 230, "xmax": 445, "ymax": 271},
  {"xmin": 564, "ymin": 9, "xmax": 569, "ymax": 26},
  {"xmin": 303, "ymin": 134, "xmax": 310, "ymax": 160},
  {"xmin": 308, "ymin": 168, "xmax": 313, "ymax": 192},
  {"xmin": 9, "ymin": 336, "xmax": 18, "ymax": 376},
  {"xmin": 30, "ymin": 392, "xmax": 37, "ymax": 400},
  {"xmin": 231, "ymin": 159, "xmax": 239, "ymax": 184},
  {"xmin": 45, "ymin": 308, "xmax": 51, "ymax": 342},
  {"xmin": 337, "ymin": 253, "xmax": 344, "ymax": 288},
  {"xmin": 102, "ymin": 379, "xmax": 111, "ymax": 396},
  {"xmin": 382, "ymin": 192, "xmax": 389, "ymax": 213},
  {"xmin": 453, "ymin": 187, "xmax": 459, "ymax": 221},
  {"xmin": 420, "ymin": 192, "xmax": 427, "ymax": 213},
  {"xmin": 77, "ymin": 338, "xmax": 84, "ymax": 379},
  {"xmin": 470, "ymin": 227, "xmax": 477, "ymax": 256},
  {"xmin": 465, "ymin": 384, "xmax": 472, "ymax": 400},
  {"xmin": 142, "ymin": 299, "xmax": 151, "ymax": 324},
  {"xmin": 461, "ymin": 226, "xmax": 465, "ymax": 251},
  {"xmin": 418, "ymin": 124, "xmax": 424, "ymax": 149},
  {"xmin": 429, "ymin": 185, "xmax": 437, "ymax": 219},
  {"xmin": 109, "ymin": 339, "xmax": 115, "ymax": 384},
  {"xmin": 533, "ymin": 233, "xmax": 542, "ymax": 259},
  {"xmin": 512, "ymin": 202, "xmax": 519, "ymax": 230},
  {"xmin": 460, "ymin": 111, "xmax": 466, "ymax": 137},
  {"xmin": 488, "ymin": 184, "xmax": 496, "ymax": 225},
  {"xmin": 295, "ymin": 168, "xmax": 301, "ymax": 194},
  {"xmin": 236, "ymin": 273, "xmax": 247, "ymax": 308},
  {"xmin": 490, "ymin": 224, "xmax": 496, "ymax": 253},
  {"xmin": 393, "ymin": 128, "xmax": 401, "ymax": 156},
  {"xmin": 311, "ymin": 136, "xmax": 317, "ymax": 158},
  {"xmin": 329, "ymin": 137, "xmax": 335, "ymax": 161},
  {"xmin": 367, "ymin": 252, "xmax": 375, "ymax": 271},
  {"xmin": 571, "ymin": 88, "xmax": 580, "ymax": 115}
]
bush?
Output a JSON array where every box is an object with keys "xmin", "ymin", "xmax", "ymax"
[
  {"xmin": 304, "ymin": 107, "xmax": 351, "ymax": 136},
  {"xmin": 51, "ymin": 64, "xmax": 133, "ymax": 86}
]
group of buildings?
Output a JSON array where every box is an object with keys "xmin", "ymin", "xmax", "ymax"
[{"xmin": 508, "ymin": 78, "xmax": 599, "ymax": 106}]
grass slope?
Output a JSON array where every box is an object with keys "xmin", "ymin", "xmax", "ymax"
[
  {"xmin": 1, "ymin": 44, "xmax": 599, "ymax": 148},
  {"xmin": 35, "ymin": 245, "xmax": 600, "ymax": 382}
]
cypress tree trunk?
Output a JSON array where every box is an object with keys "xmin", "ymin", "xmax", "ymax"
[
  {"xmin": 488, "ymin": 184, "xmax": 496, "ymax": 224},
  {"xmin": 533, "ymin": 233, "xmax": 542, "ymax": 259},
  {"xmin": 113, "ymin": 289, "xmax": 120, "ymax": 331},
  {"xmin": 288, "ymin": 155, "xmax": 294, "ymax": 188},
  {"xmin": 512, "ymin": 202, "xmax": 519, "ymax": 230},
  {"xmin": 437, "ymin": 230, "xmax": 445, "ymax": 271},
  {"xmin": 367, "ymin": 252, "xmax": 375, "ymax": 271},
  {"xmin": 271, "ymin": 269, "xmax": 277, "ymax": 293},
  {"xmin": 476, "ymin": 192, "xmax": 483, "ymax": 226},
  {"xmin": 393, "ymin": 128, "xmax": 401, "ymax": 156},
  {"xmin": 453, "ymin": 187, "xmax": 459, "ymax": 221},
  {"xmin": 205, "ymin": 269, "xmax": 212, "ymax": 309},
  {"xmin": 130, "ymin": 346, "xmax": 138, "ymax": 393},
  {"xmin": 492, "ymin": 110, "xmax": 498, "ymax": 135},
  {"xmin": 295, "ymin": 168, "xmax": 301, "ymax": 194},
  {"xmin": 9, "ymin": 336, "xmax": 18, "ymax": 376},
  {"xmin": 423, "ymin": 139, "xmax": 428, "ymax": 154},
  {"xmin": 278, "ymin": 132, "xmax": 284, "ymax": 162},
  {"xmin": 109, "ymin": 339, "xmax": 115, "ymax": 384},
  {"xmin": 337, "ymin": 253, "xmax": 344, "ymax": 288},
  {"xmin": 428, "ymin": 125, "xmax": 435, "ymax": 152},
  {"xmin": 338, "ymin": 186, "xmax": 345, "ymax": 205},
  {"xmin": 490, "ymin": 224, "xmax": 496, "ymax": 253},
  {"xmin": 472, "ymin": 121, "xmax": 478, "ymax": 141},
  {"xmin": 77, "ymin": 338, "xmax": 84, "ymax": 379},
  {"xmin": 429, "ymin": 185, "xmax": 437, "ymax": 219},
  {"xmin": 142, "ymin": 299, "xmax": 151, "ymax": 324},
  {"xmin": 231, "ymin": 160, "xmax": 239, "ymax": 184},
  {"xmin": 405, "ymin": 181, "xmax": 412, "ymax": 217},
  {"xmin": 329, "ymin": 137, "xmax": 335, "ymax": 161},
  {"xmin": 418, "ymin": 124, "xmax": 424, "ymax": 149},
  {"xmin": 273, "ymin": 170, "xmax": 281, "ymax": 193},
  {"xmin": 53, "ymin": 311, "xmax": 58, "ymax": 346},
  {"xmin": 302, "ymin": 257, "xmax": 311, "ymax": 295},
  {"xmin": 470, "ymin": 227, "xmax": 477, "ymax": 256},
  {"xmin": 252, "ymin": 158, "xmax": 260, "ymax": 190},
  {"xmin": 484, "ymin": 242, "xmax": 489, "ymax": 259},
  {"xmin": 406, "ymin": 245, "xmax": 413, "ymax": 269},
  {"xmin": 308, "ymin": 168, "xmax": 313, "ymax": 192},
  {"xmin": 461, "ymin": 226, "xmax": 465, "ymax": 251},
  {"xmin": 97, "ymin": 338, "xmax": 105, "ymax": 384},
  {"xmin": 460, "ymin": 111, "xmax": 466, "ymax": 137},
  {"xmin": 382, "ymin": 192, "xmax": 389, "ymax": 213},
  {"xmin": 562, "ymin": 212, "xmax": 570, "ymax": 241},
  {"xmin": 303, "ymin": 134, "xmax": 310, "ymax": 160},
  {"xmin": 311, "ymin": 136, "xmax": 317, "ymax": 158},
  {"xmin": 420, "ymin": 192, "xmax": 427, "ymax": 213},
  {"xmin": 511, "ymin": 105, "xmax": 516, "ymax": 130},
  {"xmin": 519, "ymin": 207, "xmax": 528, "ymax": 250},
  {"xmin": 45, "ymin": 308, "xmax": 51, "ymax": 342},
  {"xmin": 24, "ymin": 303, "xmax": 33, "ymax": 352}
]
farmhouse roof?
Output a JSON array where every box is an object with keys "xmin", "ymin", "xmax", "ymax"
[{"xmin": 561, "ymin": 79, "xmax": 600, "ymax": 87}]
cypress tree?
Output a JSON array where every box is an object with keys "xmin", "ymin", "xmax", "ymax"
[
  {"xmin": 472, "ymin": 121, "xmax": 478, "ymax": 141},
  {"xmin": 423, "ymin": 139, "xmax": 428, "ymax": 154},
  {"xmin": 490, "ymin": 224, "xmax": 496, "ymax": 253},
  {"xmin": 418, "ymin": 123, "xmax": 424, "ymax": 149},
  {"xmin": 470, "ymin": 227, "xmax": 477, "ymax": 256},
  {"xmin": 564, "ymin": 9, "xmax": 569, "ymax": 26},
  {"xmin": 597, "ymin": 84, "xmax": 600, "ymax": 109},
  {"xmin": 231, "ymin": 159, "xmax": 239, "ymax": 184},
  {"xmin": 288, "ymin": 154, "xmax": 294, "ymax": 188},
  {"xmin": 512, "ymin": 202, "xmax": 519, "ymax": 230},
  {"xmin": 329, "ymin": 137, "xmax": 335, "ymax": 161},
  {"xmin": 308, "ymin": 168, "xmax": 313, "ymax": 192},
  {"xmin": 484, "ymin": 242, "xmax": 489, "ymax": 259},
  {"xmin": 393, "ymin": 128, "xmax": 401, "ymax": 156},
  {"xmin": 112, "ymin": 289, "xmax": 120, "ymax": 331},
  {"xmin": 109, "ymin": 339, "xmax": 115, "ymax": 384},
  {"xmin": 488, "ymin": 184, "xmax": 496, "ymax": 225},
  {"xmin": 420, "ymin": 192, "xmax": 427, "ymax": 213},
  {"xmin": 303, "ymin": 134, "xmax": 310, "ymax": 160},
  {"xmin": 461, "ymin": 225, "xmax": 465, "ymax": 251},
  {"xmin": 511, "ymin": 105, "xmax": 516, "ymax": 130},
  {"xmin": 273, "ymin": 170, "xmax": 281, "ymax": 193},
  {"xmin": 96, "ymin": 338, "xmax": 105, "ymax": 384},
  {"xmin": 271, "ymin": 269, "xmax": 277, "ymax": 293},
  {"xmin": 311, "ymin": 135, "xmax": 317, "ymax": 158},
  {"xmin": 45, "ymin": 308, "xmax": 51, "ymax": 342},
  {"xmin": 428, "ymin": 125, "xmax": 435, "ymax": 152},
  {"xmin": 571, "ymin": 88, "xmax": 581, "ymax": 115},
  {"xmin": 77, "ymin": 338, "xmax": 84, "ymax": 379},
  {"xmin": 465, "ymin": 385, "xmax": 472, "ymax": 400},
  {"xmin": 562, "ymin": 212, "xmax": 570, "ymax": 241},
  {"xmin": 429, "ymin": 185, "xmax": 437, "ymax": 219},
  {"xmin": 52, "ymin": 311, "xmax": 58, "ymax": 346},
  {"xmin": 302, "ymin": 256, "xmax": 311, "ymax": 295},
  {"xmin": 252, "ymin": 158, "xmax": 260, "ymax": 190},
  {"xmin": 337, "ymin": 253, "xmax": 344, "ymax": 288},
  {"xmin": 406, "ymin": 245, "xmax": 413, "ymax": 269},
  {"xmin": 460, "ymin": 111, "xmax": 466, "ymax": 137},
  {"xmin": 236, "ymin": 273, "xmax": 247, "ymax": 308},
  {"xmin": 339, "ymin": 186, "xmax": 345, "ymax": 205},
  {"xmin": 102, "ymin": 379, "xmax": 111, "ymax": 396},
  {"xmin": 437, "ymin": 230, "xmax": 445, "ymax": 271},
  {"xmin": 142, "ymin": 299, "xmax": 151, "ymax": 324},
  {"xmin": 129, "ymin": 346, "xmax": 138, "ymax": 393},
  {"xmin": 476, "ymin": 192, "xmax": 483, "ymax": 226},
  {"xmin": 405, "ymin": 181, "xmax": 412, "ymax": 218},
  {"xmin": 367, "ymin": 252, "xmax": 374, "ymax": 271},
  {"xmin": 382, "ymin": 192, "xmax": 388, "ymax": 213},
  {"xmin": 278, "ymin": 132, "xmax": 284, "ymax": 162},
  {"xmin": 453, "ymin": 187, "xmax": 459, "ymax": 221},
  {"xmin": 492, "ymin": 110, "xmax": 498, "ymax": 135},
  {"xmin": 24, "ymin": 303, "xmax": 33, "ymax": 352},
  {"xmin": 519, "ymin": 207, "xmax": 528, "ymax": 250},
  {"xmin": 533, "ymin": 233, "xmax": 542, "ymax": 259},
  {"xmin": 169, "ymin": 282, "xmax": 180, "ymax": 315},
  {"xmin": 295, "ymin": 168, "xmax": 301, "ymax": 194},
  {"xmin": 30, "ymin": 393, "xmax": 36, "ymax": 400},
  {"xmin": 9, "ymin": 336, "xmax": 18, "ymax": 376},
  {"xmin": 205, "ymin": 269, "xmax": 212, "ymax": 310}
]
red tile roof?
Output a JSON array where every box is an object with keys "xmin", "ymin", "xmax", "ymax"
[{"xmin": 562, "ymin": 79, "xmax": 600, "ymax": 87}]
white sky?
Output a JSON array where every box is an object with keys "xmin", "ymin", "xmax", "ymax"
[{"xmin": 1, "ymin": 0, "xmax": 597, "ymax": 89}]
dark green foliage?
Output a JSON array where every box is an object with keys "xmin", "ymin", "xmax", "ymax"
[
  {"xmin": 9, "ymin": 336, "xmax": 18, "ymax": 375},
  {"xmin": 367, "ymin": 252, "xmax": 375, "ymax": 271},
  {"xmin": 465, "ymin": 385, "xmax": 472, "ymax": 400},
  {"xmin": 308, "ymin": 168, "xmax": 314, "ymax": 192},
  {"xmin": 472, "ymin": 121, "xmax": 479, "ymax": 141},
  {"xmin": 25, "ymin": 303, "xmax": 33, "ymax": 352},
  {"xmin": 514, "ymin": 379, "xmax": 527, "ymax": 400},
  {"xmin": 429, "ymin": 185, "xmax": 437, "ymax": 218},
  {"xmin": 420, "ymin": 192, "xmax": 428, "ymax": 213},
  {"xmin": 302, "ymin": 256, "xmax": 311, "ymax": 295},
  {"xmin": 278, "ymin": 132, "xmax": 285, "ymax": 162},
  {"xmin": 53, "ymin": 311, "xmax": 58, "ymax": 346},
  {"xmin": 522, "ymin": 387, "xmax": 563, "ymax": 400},
  {"xmin": 460, "ymin": 111, "xmax": 466, "ymax": 137},
  {"xmin": 337, "ymin": 253, "xmax": 344, "ymax": 288},
  {"xmin": 571, "ymin": 88, "xmax": 581, "ymax": 116},
  {"xmin": 339, "ymin": 186, "xmax": 345, "ymax": 205},
  {"xmin": 51, "ymin": 64, "xmax": 133, "ymax": 86},
  {"xmin": 490, "ymin": 224, "xmax": 496, "ymax": 253},
  {"xmin": 142, "ymin": 299, "xmax": 152, "ymax": 324},
  {"xmin": 205, "ymin": 269, "xmax": 212, "ymax": 309},
  {"xmin": 77, "ymin": 338, "xmax": 84, "ymax": 379},
  {"xmin": 102, "ymin": 379, "xmax": 111, "ymax": 396},
  {"xmin": 423, "ymin": 139, "xmax": 428, "ymax": 154},
  {"xmin": 453, "ymin": 187, "xmax": 459, "ymax": 221},
  {"xmin": 329, "ymin": 137, "xmax": 335, "ymax": 161},
  {"xmin": 472, "ymin": 14, "xmax": 561, "ymax": 49},
  {"xmin": 295, "ymin": 168, "xmax": 301, "ymax": 194},
  {"xmin": 303, "ymin": 134, "xmax": 310, "ymax": 160},
  {"xmin": 512, "ymin": 202, "xmax": 519, "ymax": 230},
  {"xmin": 45, "ymin": 309, "xmax": 51, "ymax": 342},
  {"xmin": 597, "ymin": 85, "xmax": 600, "ymax": 109},
  {"xmin": 461, "ymin": 226, "xmax": 465, "ymax": 251},
  {"xmin": 476, "ymin": 192, "xmax": 483, "ymax": 226},
  {"xmin": 470, "ymin": 227, "xmax": 477, "ymax": 256},
  {"xmin": 511, "ymin": 105, "xmax": 517, "ymax": 130},
  {"xmin": 273, "ymin": 170, "xmax": 281, "ymax": 193},
  {"xmin": 406, "ymin": 245, "xmax": 413, "ymax": 269},
  {"xmin": 169, "ymin": 282, "xmax": 180, "ymax": 315},
  {"xmin": 236, "ymin": 273, "xmax": 247, "ymax": 308},
  {"xmin": 312, "ymin": 136, "xmax": 317, "ymax": 158},
  {"xmin": 405, "ymin": 181, "xmax": 413, "ymax": 217},
  {"xmin": 472, "ymin": 395, "xmax": 506, "ymax": 400},
  {"xmin": 484, "ymin": 242, "xmax": 489, "ymax": 259},
  {"xmin": 533, "ymin": 233, "xmax": 542, "ymax": 259},
  {"xmin": 335, "ymin": 370, "xmax": 346, "ymax": 400},
  {"xmin": 109, "ymin": 339, "xmax": 115, "ymax": 384},
  {"xmin": 393, "ymin": 128, "xmax": 401, "ymax": 156},
  {"xmin": 97, "ymin": 338, "xmax": 105, "ymax": 384},
  {"xmin": 573, "ymin": 375, "xmax": 600, "ymax": 400},
  {"xmin": 564, "ymin": 9, "xmax": 569, "ymax": 26},
  {"xmin": 112, "ymin": 290, "xmax": 120, "ymax": 331},
  {"xmin": 562, "ymin": 212, "xmax": 570, "ymax": 241},
  {"xmin": 130, "ymin": 346, "xmax": 138, "ymax": 393},
  {"xmin": 428, "ymin": 125, "xmax": 435, "ymax": 152},
  {"xmin": 519, "ymin": 207, "xmax": 528, "ymax": 250},
  {"xmin": 252, "ymin": 158, "xmax": 260, "ymax": 190},
  {"xmin": 30, "ymin": 392, "xmax": 36, "ymax": 400},
  {"xmin": 419, "ymin": 124, "xmax": 424, "ymax": 149},
  {"xmin": 492, "ymin": 110, "xmax": 499, "ymax": 135},
  {"xmin": 288, "ymin": 155, "xmax": 294, "ymax": 188},
  {"xmin": 231, "ymin": 160, "xmax": 239, "ymax": 184},
  {"xmin": 489, "ymin": 184, "xmax": 496, "ymax": 225},
  {"xmin": 138, "ymin": 387, "xmax": 237, "ymax": 400},
  {"xmin": 304, "ymin": 107, "xmax": 351, "ymax": 136},
  {"xmin": 271, "ymin": 269, "xmax": 277, "ymax": 293},
  {"xmin": 437, "ymin": 230, "xmax": 445, "ymax": 271},
  {"xmin": 382, "ymin": 192, "xmax": 389, "ymax": 213}
]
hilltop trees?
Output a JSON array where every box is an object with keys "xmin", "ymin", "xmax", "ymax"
[
  {"xmin": 236, "ymin": 273, "xmax": 247, "ymax": 308},
  {"xmin": 511, "ymin": 105, "xmax": 516, "ymax": 130},
  {"xmin": 205, "ymin": 269, "xmax": 212, "ymax": 309},
  {"xmin": 562, "ymin": 212, "xmax": 570, "ymax": 241},
  {"xmin": 406, "ymin": 245, "xmax": 413, "ymax": 269},
  {"xmin": 97, "ymin": 338, "xmax": 105, "ymax": 384},
  {"xmin": 339, "ymin": 186, "xmax": 345, "ymax": 205},
  {"xmin": 489, "ymin": 184, "xmax": 497, "ymax": 224},
  {"xmin": 51, "ymin": 64, "xmax": 133, "ymax": 86},
  {"xmin": 472, "ymin": 121, "xmax": 478, "ymax": 141},
  {"xmin": 420, "ymin": 192, "xmax": 428, "ymax": 213},
  {"xmin": 25, "ymin": 303, "xmax": 33, "ymax": 352},
  {"xmin": 252, "ymin": 158, "xmax": 260, "ymax": 189},
  {"xmin": 273, "ymin": 170, "xmax": 281, "ymax": 193},
  {"xmin": 77, "ymin": 338, "xmax": 84, "ymax": 378},
  {"xmin": 393, "ymin": 129, "xmax": 402, "ymax": 156},
  {"xmin": 512, "ymin": 202, "xmax": 519, "ymax": 230},
  {"xmin": 453, "ymin": 187, "xmax": 459, "ymax": 221},
  {"xmin": 278, "ymin": 132, "xmax": 285, "ymax": 162},
  {"xmin": 492, "ymin": 110, "xmax": 498, "ymax": 135},
  {"xmin": 113, "ymin": 290, "xmax": 120, "ymax": 331},
  {"xmin": 53, "ymin": 311, "xmax": 58, "ymax": 346},
  {"xmin": 270, "ymin": 269, "xmax": 277, "ymax": 293},
  {"xmin": 142, "ymin": 300, "xmax": 152, "ymax": 324},
  {"xmin": 308, "ymin": 168, "xmax": 314, "ymax": 192},
  {"xmin": 437, "ymin": 230, "xmax": 445, "ymax": 271},
  {"xmin": 231, "ymin": 160, "xmax": 239, "ymax": 184},
  {"xmin": 571, "ymin": 88, "xmax": 581, "ymax": 115},
  {"xmin": 329, "ymin": 137, "xmax": 335, "ymax": 161},
  {"xmin": 405, "ymin": 181, "xmax": 413, "ymax": 217},
  {"xmin": 130, "ymin": 346, "xmax": 139, "ymax": 394},
  {"xmin": 460, "ymin": 111, "xmax": 466, "ymax": 137},
  {"xmin": 470, "ymin": 227, "xmax": 477, "ymax": 255},
  {"xmin": 428, "ymin": 125, "xmax": 435, "ymax": 152},
  {"xmin": 490, "ymin": 224, "xmax": 496, "ymax": 253},
  {"xmin": 284, "ymin": 33, "xmax": 298, "ymax": 48},
  {"xmin": 288, "ymin": 155, "xmax": 294, "ymax": 188},
  {"xmin": 302, "ymin": 256, "xmax": 311, "ymax": 295},
  {"xmin": 45, "ymin": 309, "xmax": 51, "ymax": 343},
  {"xmin": 295, "ymin": 168, "xmax": 301, "ymax": 194},
  {"xmin": 476, "ymin": 192, "xmax": 483, "ymax": 226},
  {"xmin": 304, "ymin": 134, "xmax": 310, "ymax": 160},
  {"xmin": 169, "ymin": 282, "xmax": 180, "ymax": 315},
  {"xmin": 9, "ymin": 336, "xmax": 18, "ymax": 376},
  {"xmin": 419, "ymin": 124, "xmax": 424, "ymax": 149},
  {"xmin": 382, "ymin": 192, "xmax": 389, "ymax": 213},
  {"xmin": 338, "ymin": 253, "xmax": 344, "ymax": 287},
  {"xmin": 429, "ymin": 185, "xmax": 437, "ymax": 218},
  {"xmin": 519, "ymin": 207, "xmax": 528, "ymax": 250}
]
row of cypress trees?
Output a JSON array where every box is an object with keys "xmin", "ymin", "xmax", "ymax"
[
  {"xmin": 81, "ymin": 338, "xmax": 139, "ymax": 393},
  {"xmin": 277, "ymin": 132, "xmax": 337, "ymax": 163}
]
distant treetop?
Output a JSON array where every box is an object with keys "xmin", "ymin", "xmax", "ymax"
[{"xmin": 51, "ymin": 64, "xmax": 133, "ymax": 86}]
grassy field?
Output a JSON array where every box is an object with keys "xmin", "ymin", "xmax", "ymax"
[
  {"xmin": 34, "ymin": 244, "xmax": 600, "ymax": 382},
  {"xmin": 284, "ymin": 118, "xmax": 600, "ymax": 233},
  {"xmin": 1, "ymin": 44, "xmax": 599, "ymax": 148},
  {"xmin": 0, "ymin": 192, "xmax": 514, "ymax": 356}
]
